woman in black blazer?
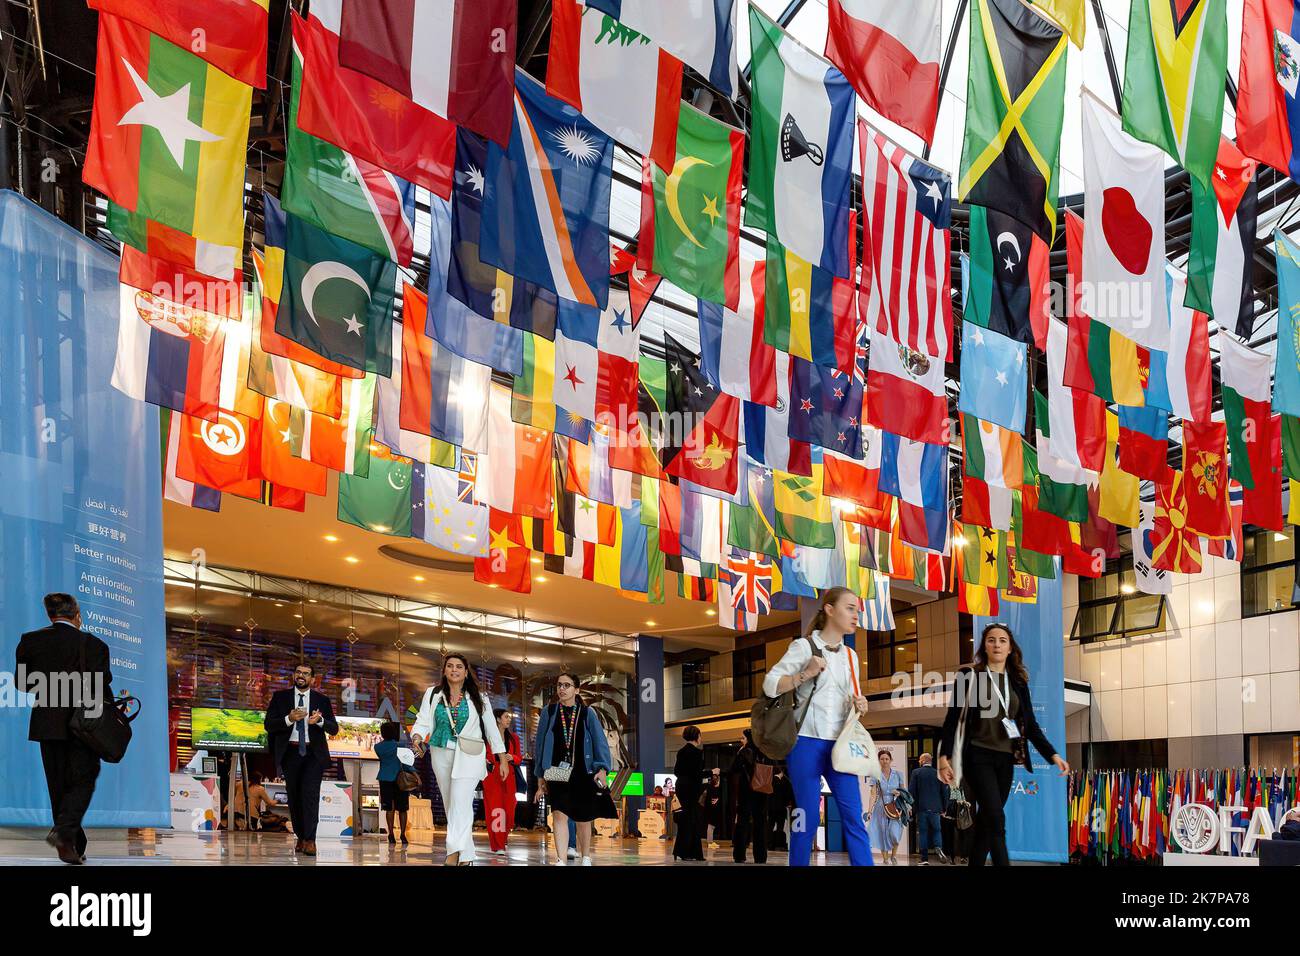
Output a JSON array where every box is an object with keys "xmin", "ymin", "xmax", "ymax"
[
  {"xmin": 938, "ymin": 623, "xmax": 1069, "ymax": 866},
  {"xmin": 672, "ymin": 725, "xmax": 706, "ymax": 861}
]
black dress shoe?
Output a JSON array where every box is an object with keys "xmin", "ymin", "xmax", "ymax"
[{"xmin": 55, "ymin": 840, "xmax": 83, "ymax": 865}]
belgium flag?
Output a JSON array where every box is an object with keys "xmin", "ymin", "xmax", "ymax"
[{"xmin": 958, "ymin": 0, "xmax": 1068, "ymax": 243}]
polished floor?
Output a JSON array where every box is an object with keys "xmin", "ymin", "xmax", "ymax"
[{"xmin": 0, "ymin": 826, "xmax": 948, "ymax": 866}]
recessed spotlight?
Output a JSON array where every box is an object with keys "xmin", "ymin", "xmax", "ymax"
[
  {"xmin": 344, "ymin": 556, "xmax": 360, "ymax": 564},
  {"xmin": 412, "ymin": 575, "xmax": 426, "ymax": 582},
  {"xmin": 323, "ymin": 534, "xmax": 339, "ymax": 543},
  {"xmin": 705, "ymin": 609, "xmax": 716, "ymax": 617},
  {"xmin": 645, "ymin": 620, "xmax": 656, "ymax": 627},
  {"xmin": 293, "ymin": 614, "xmax": 302, "ymax": 619}
]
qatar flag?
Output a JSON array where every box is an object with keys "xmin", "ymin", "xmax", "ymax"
[{"xmin": 1081, "ymin": 89, "xmax": 1167, "ymax": 352}]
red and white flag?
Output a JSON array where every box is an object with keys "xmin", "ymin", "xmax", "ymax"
[
  {"xmin": 865, "ymin": 322, "xmax": 947, "ymax": 445},
  {"xmin": 477, "ymin": 386, "xmax": 554, "ymax": 519},
  {"xmin": 337, "ymin": 0, "xmax": 516, "ymax": 146},
  {"xmin": 1164, "ymin": 264, "xmax": 1214, "ymax": 424},
  {"xmin": 1045, "ymin": 318, "xmax": 1106, "ymax": 472},
  {"xmin": 858, "ymin": 120, "xmax": 953, "ymax": 361},
  {"xmin": 825, "ymin": 0, "xmax": 942, "ymax": 145}
]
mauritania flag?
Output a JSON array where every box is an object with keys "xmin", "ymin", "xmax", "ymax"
[
  {"xmin": 1121, "ymin": 0, "xmax": 1228, "ymax": 187},
  {"xmin": 745, "ymin": 4, "xmax": 855, "ymax": 278}
]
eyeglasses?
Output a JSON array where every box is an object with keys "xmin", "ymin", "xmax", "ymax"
[{"xmin": 556, "ymin": 682, "xmax": 575, "ymax": 689}]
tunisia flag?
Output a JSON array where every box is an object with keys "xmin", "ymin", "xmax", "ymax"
[
  {"xmin": 176, "ymin": 410, "xmax": 264, "ymax": 494},
  {"xmin": 1080, "ymin": 90, "xmax": 1167, "ymax": 352},
  {"xmin": 1182, "ymin": 419, "xmax": 1231, "ymax": 539}
]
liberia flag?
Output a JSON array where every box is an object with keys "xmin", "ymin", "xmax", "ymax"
[{"xmin": 858, "ymin": 121, "xmax": 953, "ymax": 361}]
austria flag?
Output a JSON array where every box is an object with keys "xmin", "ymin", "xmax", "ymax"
[
  {"xmin": 825, "ymin": 0, "xmax": 942, "ymax": 145},
  {"xmin": 1237, "ymin": 0, "xmax": 1300, "ymax": 182}
]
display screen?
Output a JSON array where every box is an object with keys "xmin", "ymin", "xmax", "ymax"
[
  {"xmin": 619, "ymin": 771, "xmax": 645, "ymax": 796},
  {"xmin": 190, "ymin": 708, "xmax": 268, "ymax": 752},
  {"xmin": 328, "ymin": 715, "xmax": 385, "ymax": 759}
]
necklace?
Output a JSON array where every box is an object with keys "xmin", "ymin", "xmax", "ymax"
[
  {"xmin": 447, "ymin": 691, "xmax": 467, "ymax": 735},
  {"xmin": 559, "ymin": 703, "xmax": 579, "ymax": 756}
]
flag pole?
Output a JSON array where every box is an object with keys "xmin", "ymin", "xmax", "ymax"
[
  {"xmin": 1088, "ymin": 0, "xmax": 1124, "ymax": 109},
  {"xmin": 924, "ymin": 0, "xmax": 969, "ymax": 162}
]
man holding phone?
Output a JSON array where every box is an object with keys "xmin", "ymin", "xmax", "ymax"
[{"xmin": 264, "ymin": 662, "xmax": 338, "ymax": 856}]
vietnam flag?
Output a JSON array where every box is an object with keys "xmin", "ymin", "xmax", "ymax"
[
  {"xmin": 176, "ymin": 409, "xmax": 263, "ymax": 494},
  {"xmin": 1182, "ymin": 419, "xmax": 1231, "ymax": 539},
  {"xmin": 474, "ymin": 509, "xmax": 533, "ymax": 593},
  {"xmin": 479, "ymin": 387, "xmax": 554, "ymax": 518}
]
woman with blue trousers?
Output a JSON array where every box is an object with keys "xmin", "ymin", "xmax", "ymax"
[{"xmin": 761, "ymin": 586, "xmax": 873, "ymax": 866}]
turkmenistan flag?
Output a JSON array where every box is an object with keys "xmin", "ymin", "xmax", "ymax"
[
  {"xmin": 283, "ymin": 49, "xmax": 416, "ymax": 265},
  {"xmin": 275, "ymin": 206, "xmax": 397, "ymax": 377},
  {"xmin": 337, "ymin": 446, "xmax": 412, "ymax": 536},
  {"xmin": 84, "ymin": 13, "xmax": 251, "ymax": 250},
  {"xmin": 959, "ymin": 0, "xmax": 1067, "ymax": 242},
  {"xmin": 639, "ymin": 101, "xmax": 744, "ymax": 308},
  {"xmin": 1121, "ymin": 0, "xmax": 1227, "ymax": 187},
  {"xmin": 774, "ymin": 461, "xmax": 835, "ymax": 548}
]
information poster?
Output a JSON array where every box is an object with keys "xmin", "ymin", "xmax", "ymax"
[
  {"xmin": 169, "ymin": 774, "xmax": 220, "ymax": 832},
  {"xmin": 316, "ymin": 781, "xmax": 354, "ymax": 838}
]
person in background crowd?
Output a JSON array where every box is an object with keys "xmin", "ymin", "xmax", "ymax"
[
  {"xmin": 909, "ymin": 753, "xmax": 949, "ymax": 865},
  {"xmin": 17, "ymin": 593, "xmax": 113, "ymax": 865},
  {"xmin": 767, "ymin": 767, "xmax": 793, "ymax": 851},
  {"xmin": 482, "ymin": 707, "xmax": 522, "ymax": 855},
  {"xmin": 939, "ymin": 623, "xmax": 1070, "ymax": 867},
  {"xmin": 672, "ymin": 725, "xmax": 706, "ymax": 861},
  {"xmin": 411, "ymin": 653, "xmax": 510, "ymax": 866},
  {"xmin": 729, "ymin": 729, "xmax": 770, "ymax": 864},
  {"xmin": 373, "ymin": 721, "xmax": 409, "ymax": 846},
  {"xmin": 705, "ymin": 766, "xmax": 724, "ymax": 848},
  {"xmin": 867, "ymin": 749, "xmax": 906, "ymax": 865},
  {"xmin": 231, "ymin": 771, "xmax": 276, "ymax": 831},
  {"xmin": 264, "ymin": 661, "xmax": 339, "ymax": 857},
  {"xmin": 534, "ymin": 672, "xmax": 611, "ymax": 866},
  {"xmin": 762, "ymin": 587, "xmax": 872, "ymax": 866}
]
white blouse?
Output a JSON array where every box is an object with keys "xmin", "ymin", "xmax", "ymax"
[{"xmin": 762, "ymin": 631, "xmax": 861, "ymax": 740}]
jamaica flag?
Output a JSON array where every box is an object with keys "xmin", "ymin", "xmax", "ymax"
[{"xmin": 958, "ymin": 0, "xmax": 1068, "ymax": 243}]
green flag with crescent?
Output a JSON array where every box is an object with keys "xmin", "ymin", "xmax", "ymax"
[
  {"xmin": 337, "ymin": 449, "xmax": 413, "ymax": 537},
  {"xmin": 640, "ymin": 101, "xmax": 745, "ymax": 309},
  {"xmin": 275, "ymin": 205, "xmax": 398, "ymax": 377}
]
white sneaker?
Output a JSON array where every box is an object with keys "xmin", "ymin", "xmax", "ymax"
[
  {"xmin": 566, "ymin": 847, "xmax": 577, "ymax": 859},
  {"xmin": 495, "ymin": 849, "xmax": 506, "ymax": 856},
  {"xmin": 555, "ymin": 857, "xmax": 567, "ymax": 866},
  {"xmin": 580, "ymin": 856, "xmax": 593, "ymax": 866}
]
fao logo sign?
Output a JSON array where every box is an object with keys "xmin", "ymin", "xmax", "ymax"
[{"xmin": 1170, "ymin": 803, "xmax": 1218, "ymax": 854}]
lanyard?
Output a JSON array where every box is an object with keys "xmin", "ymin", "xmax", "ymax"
[{"xmin": 987, "ymin": 670, "xmax": 1010, "ymax": 716}]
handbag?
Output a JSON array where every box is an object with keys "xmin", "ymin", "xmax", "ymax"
[
  {"xmin": 830, "ymin": 650, "xmax": 879, "ymax": 779},
  {"xmin": 749, "ymin": 636, "xmax": 822, "ymax": 760},
  {"xmin": 749, "ymin": 761, "xmax": 774, "ymax": 795},
  {"xmin": 541, "ymin": 703, "xmax": 582, "ymax": 782},
  {"xmin": 395, "ymin": 765, "xmax": 421, "ymax": 793},
  {"xmin": 67, "ymin": 634, "xmax": 137, "ymax": 764},
  {"xmin": 943, "ymin": 785, "xmax": 974, "ymax": 830}
]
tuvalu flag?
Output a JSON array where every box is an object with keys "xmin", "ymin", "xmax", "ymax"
[
  {"xmin": 959, "ymin": 0, "xmax": 1067, "ymax": 242},
  {"xmin": 85, "ymin": 13, "xmax": 251, "ymax": 250},
  {"xmin": 639, "ymin": 101, "xmax": 744, "ymax": 309}
]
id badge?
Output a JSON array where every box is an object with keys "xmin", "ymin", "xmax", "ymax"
[
  {"xmin": 559, "ymin": 760, "xmax": 572, "ymax": 771},
  {"xmin": 1002, "ymin": 717, "xmax": 1021, "ymax": 739}
]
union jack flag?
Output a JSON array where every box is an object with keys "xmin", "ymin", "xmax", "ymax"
[
  {"xmin": 725, "ymin": 549, "xmax": 772, "ymax": 614},
  {"xmin": 457, "ymin": 452, "xmax": 478, "ymax": 505}
]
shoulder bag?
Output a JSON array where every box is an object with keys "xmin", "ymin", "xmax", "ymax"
[
  {"xmin": 830, "ymin": 646, "xmax": 880, "ymax": 780},
  {"xmin": 68, "ymin": 634, "xmax": 137, "ymax": 764},
  {"xmin": 454, "ymin": 696, "xmax": 486, "ymax": 757},
  {"xmin": 749, "ymin": 636, "xmax": 822, "ymax": 760},
  {"xmin": 395, "ymin": 763, "xmax": 422, "ymax": 793},
  {"xmin": 542, "ymin": 704, "xmax": 580, "ymax": 782}
]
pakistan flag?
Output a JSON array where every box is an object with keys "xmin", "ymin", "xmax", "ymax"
[
  {"xmin": 640, "ymin": 101, "xmax": 745, "ymax": 309},
  {"xmin": 275, "ymin": 207, "xmax": 397, "ymax": 377}
]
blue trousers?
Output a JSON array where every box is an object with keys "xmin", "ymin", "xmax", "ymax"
[
  {"xmin": 786, "ymin": 735, "xmax": 873, "ymax": 866},
  {"xmin": 917, "ymin": 810, "xmax": 942, "ymax": 860}
]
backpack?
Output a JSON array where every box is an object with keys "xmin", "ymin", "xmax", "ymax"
[{"xmin": 749, "ymin": 636, "xmax": 822, "ymax": 760}]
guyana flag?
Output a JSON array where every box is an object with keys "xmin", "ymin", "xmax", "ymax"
[
  {"xmin": 85, "ymin": 13, "xmax": 251, "ymax": 250},
  {"xmin": 1121, "ymin": 0, "xmax": 1227, "ymax": 187},
  {"xmin": 638, "ymin": 101, "xmax": 744, "ymax": 308},
  {"xmin": 958, "ymin": 0, "xmax": 1067, "ymax": 242}
]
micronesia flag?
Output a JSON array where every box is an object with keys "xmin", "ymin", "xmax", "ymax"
[
  {"xmin": 583, "ymin": 0, "xmax": 738, "ymax": 98},
  {"xmin": 957, "ymin": 321, "xmax": 1028, "ymax": 434},
  {"xmin": 481, "ymin": 68, "xmax": 613, "ymax": 309}
]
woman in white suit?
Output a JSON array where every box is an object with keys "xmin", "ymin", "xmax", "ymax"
[{"xmin": 411, "ymin": 653, "xmax": 511, "ymax": 865}]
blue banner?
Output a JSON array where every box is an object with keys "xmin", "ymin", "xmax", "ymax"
[
  {"xmin": 975, "ymin": 568, "xmax": 1068, "ymax": 863},
  {"xmin": 0, "ymin": 192, "xmax": 169, "ymax": 827}
]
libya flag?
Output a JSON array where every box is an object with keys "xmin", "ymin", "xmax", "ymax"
[
  {"xmin": 84, "ymin": 13, "xmax": 251, "ymax": 251},
  {"xmin": 640, "ymin": 101, "xmax": 744, "ymax": 309},
  {"xmin": 337, "ymin": 449, "xmax": 412, "ymax": 536},
  {"xmin": 275, "ymin": 207, "xmax": 397, "ymax": 377},
  {"xmin": 959, "ymin": 0, "xmax": 1067, "ymax": 242},
  {"xmin": 964, "ymin": 204, "xmax": 1049, "ymax": 348},
  {"xmin": 1121, "ymin": 0, "xmax": 1227, "ymax": 188},
  {"xmin": 283, "ymin": 49, "xmax": 416, "ymax": 266}
]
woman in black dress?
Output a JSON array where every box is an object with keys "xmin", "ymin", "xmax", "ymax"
[
  {"xmin": 534, "ymin": 672, "xmax": 612, "ymax": 866},
  {"xmin": 672, "ymin": 725, "xmax": 705, "ymax": 861}
]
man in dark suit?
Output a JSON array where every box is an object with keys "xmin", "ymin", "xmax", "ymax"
[
  {"xmin": 909, "ymin": 752, "xmax": 950, "ymax": 865},
  {"xmin": 263, "ymin": 662, "xmax": 337, "ymax": 856},
  {"xmin": 15, "ymin": 593, "xmax": 112, "ymax": 865}
]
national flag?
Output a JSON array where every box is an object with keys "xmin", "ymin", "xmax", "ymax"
[
  {"xmin": 610, "ymin": 244, "xmax": 662, "ymax": 323},
  {"xmin": 1081, "ymin": 89, "xmax": 1168, "ymax": 351},
  {"xmin": 963, "ymin": 204, "xmax": 1049, "ymax": 350},
  {"xmin": 374, "ymin": 319, "xmax": 461, "ymax": 467},
  {"xmin": 274, "ymin": 204, "xmax": 397, "ymax": 377},
  {"xmin": 728, "ymin": 463, "xmax": 780, "ymax": 557},
  {"xmin": 1243, "ymin": 412, "xmax": 1284, "ymax": 530},
  {"xmin": 304, "ymin": 374, "xmax": 376, "ymax": 476},
  {"xmin": 560, "ymin": 491, "xmax": 617, "ymax": 548},
  {"xmin": 162, "ymin": 409, "xmax": 222, "ymax": 511},
  {"xmin": 1273, "ymin": 229, "xmax": 1300, "ymax": 417},
  {"xmin": 1099, "ymin": 408, "xmax": 1140, "ymax": 527},
  {"xmin": 1183, "ymin": 419, "xmax": 1231, "ymax": 538},
  {"xmin": 1150, "ymin": 470, "xmax": 1203, "ymax": 573},
  {"xmin": 283, "ymin": 47, "xmax": 416, "ymax": 265},
  {"xmin": 1238, "ymin": 0, "xmax": 1300, "ymax": 182},
  {"xmin": 1121, "ymin": 0, "xmax": 1228, "ymax": 186},
  {"xmin": 962, "ymin": 414, "xmax": 1022, "ymax": 490},
  {"xmin": 697, "ymin": 258, "xmax": 775, "ymax": 405},
  {"xmin": 880, "ymin": 431, "xmax": 949, "ymax": 553},
  {"xmin": 742, "ymin": 354, "xmax": 812, "ymax": 476},
  {"xmin": 84, "ymin": 13, "xmax": 251, "ymax": 250},
  {"xmin": 551, "ymin": 292, "xmax": 640, "ymax": 426},
  {"xmin": 259, "ymin": 399, "xmax": 329, "ymax": 496},
  {"xmin": 566, "ymin": 425, "xmax": 633, "ymax": 507},
  {"xmin": 858, "ymin": 121, "xmax": 953, "ymax": 360},
  {"xmin": 774, "ymin": 460, "xmax": 836, "ymax": 548},
  {"xmin": 1117, "ymin": 405, "xmax": 1171, "ymax": 481},
  {"xmin": 547, "ymin": 0, "xmax": 682, "ymax": 168},
  {"xmin": 336, "ymin": 0, "xmax": 515, "ymax": 145},
  {"xmin": 638, "ymin": 101, "xmax": 744, "ymax": 308},
  {"xmin": 117, "ymin": 244, "xmax": 241, "ymax": 322},
  {"xmin": 397, "ymin": 289, "xmax": 491, "ymax": 449},
  {"xmin": 1206, "ymin": 483, "xmax": 1244, "ymax": 559},
  {"xmin": 789, "ymin": 358, "xmax": 864, "ymax": 459},
  {"xmin": 1286, "ymin": 414, "xmax": 1300, "ymax": 480},
  {"xmin": 411, "ymin": 456, "xmax": 489, "ymax": 557},
  {"xmin": 246, "ymin": 269, "xmax": 346, "ymax": 419},
  {"xmin": 481, "ymin": 70, "xmax": 613, "ymax": 309},
  {"xmin": 762, "ymin": 215, "xmax": 858, "ymax": 372},
  {"xmin": 1033, "ymin": 391, "xmax": 1091, "ymax": 523},
  {"xmin": 823, "ymin": 430, "xmax": 885, "ymax": 506},
  {"xmin": 478, "ymin": 386, "xmax": 555, "ymax": 518},
  {"xmin": 661, "ymin": 333, "xmax": 741, "ymax": 494},
  {"xmin": 175, "ymin": 409, "xmax": 263, "ymax": 494},
  {"xmin": 961, "ymin": 524, "xmax": 1009, "ymax": 589},
  {"xmin": 1219, "ymin": 330, "xmax": 1274, "ymax": 490},
  {"xmin": 337, "ymin": 449, "xmax": 414, "ymax": 535},
  {"xmin": 959, "ymin": 0, "xmax": 1068, "ymax": 242},
  {"xmin": 859, "ymin": 572, "xmax": 896, "ymax": 630},
  {"xmin": 1026, "ymin": 1, "xmax": 1086, "ymax": 47},
  {"xmin": 474, "ymin": 509, "xmax": 533, "ymax": 592},
  {"xmin": 866, "ymin": 321, "xmax": 947, "ymax": 444},
  {"xmin": 957, "ymin": 322, "xmax": 1027, "ymax": 434},
  {"xmin": 585, "ymin": 0, "xmax": 738, "ymax": 98},
  {"xmin": 825, "ymin": 0, "xmax": 942, "ymax": 144},
  {"xmin": 1186, "ymin": 138, "xmax": 1258, "ymax": 335},
  {"xmin": 1134, "ymin": 493, "xmax": 1172, "ymax": 595},
  {"xmin": 957, "ymin": 539, "xmax": 1000, "ymax": 614},
  {"xmin": 1045, "ymin": 318, "xmax": 1106, "ymax": 471},
  {"xmin": 107, "ymin": 202, "xmax": 240, "ymax": 281},
  {"xmin": 1159, "ymin": 265, "xmax": 1215, "ymax": 423},
  {"xmin": 111, "ymin": 285, "xmax": 226, "ymax": 420},
  {"xmin": 293, "ymin": 7, "xmax": 456, "ymax": 196},
  {"xmin": 679, "ymin": 486, "xmax": 724, "ymax": 565},
  {"xmin": 962, "ymin": 475, "xmax": 1014, "ymax": 532},
  {"xmin": 746, "ymin": 5, "xmax": 855, "ymax": 277}
]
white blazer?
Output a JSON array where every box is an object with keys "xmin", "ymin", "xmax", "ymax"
[{"xmin": 412, "ymin": 687, "xmax": 507, "ymax": 781}]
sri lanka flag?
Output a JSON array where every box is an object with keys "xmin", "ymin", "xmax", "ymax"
[
  {"xmin": 1238, "ymin": 0, "xmax": 1300, "ymax": 182},
  {"xmin": 481, "ymin": 69, "xmax": 613, "ymax": 309}
]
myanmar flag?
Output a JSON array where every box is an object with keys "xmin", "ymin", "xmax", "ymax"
[
  {"xmin": 85, "ymin": 13, "xmax": 252, "ymax": 251},
  {"xmin": 639, "ymin": 101, "xmax": 744, "ymax": 309}
]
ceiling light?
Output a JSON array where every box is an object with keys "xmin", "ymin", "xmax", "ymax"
[
  {"xmin": 530, "ymin": 557, "xmax": 542, "ymax": 565},
  {"xmin": 1275, "ymin": 532, "xmax": 1289, "ymax": 543},
  {"xmin": 1120, "ymin": 583, "xmax": 1135, "ymax": 594},
  {"xmin": 293, "ymin": 614, "xmax": 302, "ymax": 619},
  {"xmin": 645, "ymin": 620, "xmax": 656, "ymax": 627},
  {"xmin": 536, "ymin": 576, "xmax": 548, "ymax": 583},
  {"xmin": 323, "ymin": 534, "xmax": 339, "ymax": 543},
  {"xmin": 705, "ymin": 609, "xmax": 716, "ymax": 617},
  {"xmin": 344, "ymin": 556, "xmax": 360, "ymax": 564},
  {"xmin": 488, "ymin": 583, "xmax": 499, "ymax": 589},
  {"xmin": 412, "ymin": 575, "xmax": 426, "ymax": 582}
]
